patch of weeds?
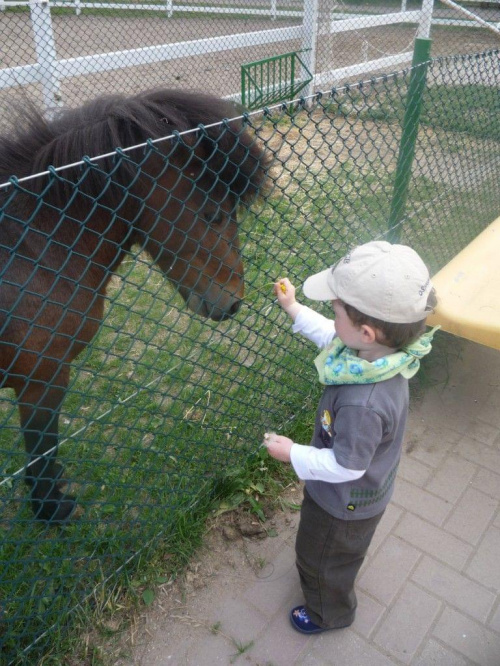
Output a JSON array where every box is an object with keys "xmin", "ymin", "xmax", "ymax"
[
  {"xmin": 230, "ymin": 638, "xmax": 255, "ymax": 663},
  {"xmin": 210, "ymin": 621, "xmax": 222, "ymax": 635},
  {"xmin": 211, "ymin": 446, "xmax": 297, "ymax": 522}
]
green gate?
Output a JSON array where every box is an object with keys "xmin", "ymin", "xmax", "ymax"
[{"xmin": 241, "ymin": 50, "xmax": 313, "ymax": 110}]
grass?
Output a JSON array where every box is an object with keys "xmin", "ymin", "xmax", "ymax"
[
  {"xmin": 328, "ymin": 79, "xmax": 500, "ymax": 142},
  {"xmin": 1, "ymin": 80, "xmax": 499, "ymax": 664}
]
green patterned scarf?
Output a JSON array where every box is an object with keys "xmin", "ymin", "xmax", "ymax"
[{"xmin": 314, "ymin": 327, "xmax": 439, "ymax": 385}]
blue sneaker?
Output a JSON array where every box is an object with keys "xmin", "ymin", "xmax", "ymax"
[{"xmin": 290, "ymin": 606, "xmax": 327, "ymax": 634}]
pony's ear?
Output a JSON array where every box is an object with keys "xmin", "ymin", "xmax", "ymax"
[{"xmin": 155, "ymin": 116, "xmax": 195, "ymax": 147}]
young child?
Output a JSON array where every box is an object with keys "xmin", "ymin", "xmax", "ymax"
[{"xmin": 263, "ymin": 240, "xmax": 438, "ymax": 634}]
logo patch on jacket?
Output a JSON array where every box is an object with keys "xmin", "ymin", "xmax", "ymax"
[{"xmin": 321, "ymin": 409, "xmax": 332, "ymax": 436}]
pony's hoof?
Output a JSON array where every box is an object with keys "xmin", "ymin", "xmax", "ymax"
[
  {"xmin": 25, "ymin": 462, "xmax": 65, "ymax": 488},
  {"xmin": 31, "ymin": 494, "xmax": 77, "ymax": 524}
]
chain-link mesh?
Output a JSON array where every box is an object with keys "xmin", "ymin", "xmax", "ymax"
[
  {"xmin": 0, "ymin": 49, "xmax": 499, "ymax": 662},
  {"xmin": 1, "ymin": 1, "xmax": 499, "ymax": 117}
]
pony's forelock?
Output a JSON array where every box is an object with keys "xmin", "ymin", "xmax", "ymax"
[{"xmin": 0, "ymin": 89, "xmax": 271, "ymax": 209}]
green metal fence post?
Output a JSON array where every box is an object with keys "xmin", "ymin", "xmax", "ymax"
[{"xmin": 387, "ymin": 37, "xmax": 432, "ymax": 242}]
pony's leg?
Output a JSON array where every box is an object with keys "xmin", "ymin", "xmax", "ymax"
[{"xmin": 18, "ymin": 382, "xmax": 76, "ymax": 523}]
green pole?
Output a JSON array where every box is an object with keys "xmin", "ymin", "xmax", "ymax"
[{"xmin": 387, "ymin": 37, "xmax": 432, "ymax": 242}]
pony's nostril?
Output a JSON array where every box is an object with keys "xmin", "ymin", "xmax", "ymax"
[{"xmin": 229, "ymin": 300, "xmax": 241, "ymax": 316}]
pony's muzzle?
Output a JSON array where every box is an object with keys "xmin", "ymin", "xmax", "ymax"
[
  {"xmin": 212, "ymin": 299, "xmax": 242, "ymax": 321},
  {"xmin": 182, "ymin": 289, "xmax": 242, "ymax": 321}
]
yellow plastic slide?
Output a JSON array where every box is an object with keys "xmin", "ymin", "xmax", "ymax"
[{"xmin": 427, "ymin": 217, "xmax": 500, "ymax": 350}]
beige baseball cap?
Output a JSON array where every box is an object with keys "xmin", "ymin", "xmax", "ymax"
[{"xmin": 303, "ymin": 241, "xmax": 433, "ymax": 323}]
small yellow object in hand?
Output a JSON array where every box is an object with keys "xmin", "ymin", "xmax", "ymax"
[{"xmin": 280, "ymin": 282, "xmax": 287, "ymax": 294}]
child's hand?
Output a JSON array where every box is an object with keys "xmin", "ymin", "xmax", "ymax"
[
  {"xmin": 263, "ymin": 432, "xmax": 294, "ymax": 463},
  {"xmin": 274, "ymin": 278, "xmax": 295, "ymax": 307},
  {"xmin": 273, "ymin": 278, "xmax": 302, "ymax": 321}
]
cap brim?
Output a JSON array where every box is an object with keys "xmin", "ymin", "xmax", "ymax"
[{"xmin": 303, "ymin": 268, "xmax": 338, "ymax": 301}]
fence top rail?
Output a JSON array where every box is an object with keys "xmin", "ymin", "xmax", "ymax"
[{"xmin": 0, "ymin": 72, "xmax": 404, "ymax": 192}]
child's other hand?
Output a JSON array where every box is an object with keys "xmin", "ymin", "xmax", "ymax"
[
  {"xmin": 263, "ymin": 432, "xmax": 294, "ymax": 463},
  {"xmin": 274, "ymin": 278, "xmax": 296, "ymax": 310}
]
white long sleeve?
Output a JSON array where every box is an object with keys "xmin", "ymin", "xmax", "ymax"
[
  {"xmin": 290, "ymin": 443, "xmax": 365, "ymax": 483},
  {"xmin": 292, "ymin": 306, "xmax": 336, "ymax": 349}
]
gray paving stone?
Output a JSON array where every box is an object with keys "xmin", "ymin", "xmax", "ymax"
[
  {"xmin": 416, "ymin": 388, "xmax": 475, "ymax": 434},
  {"xmin": 488, "ymin": 604, "xmax": 500, "ymax": 633},
  {"xmin": 354, "ymin": 590, "xmax": 386, "ymax": 639},
  {"xmin": 366, "ymin": 503, "xmax": 403, "ymax": 556},
  {"xmin": 405, "ymin": 413, "xmax": 427, "ymax": 441},
  {"xmin": 398, "ymin": 454, "xmax": 434, "ymax": 487},
  {"xmin": 443, "ymin": 487, "xmax": 498, "ymax": 545},
  {"xmin": 394, "ymin": 513, "xmax": 473, "ymax": 571},
  {"xmin": 465, "ymin": 419, "xmax": 500, "ymax": 447},
  {"xmin": 358, "ymin": 535, "xmax": 421, "ymax": 606},
  {"xmin": 455, "ymin": 437, "xmax": 500, "ymax": 474},
  {"xmin": 477, "ymin": 391, "xmax": 500, "ymax": 429},
  {"xmin": 296, "ymin": 653, "xmax": 330, "ymax": 666},
  {"xmin": 392, "ymin": 478, "xmax": 452, "ymax": 526},
  {"xmin": 471, "ymin": 467, "xmax": 500, "ymax": 501},
  {"xmin": 466, "ymin": 527, "xmax": 500, "ymax": 591},
  {"xmin": 412, "ymin": 555, "xmax": 496, "ymax": 622},
  {"xmin": 373, "ymin": 582, "xmax": 442, "ymax": 664},
  {"xmin": 406, "ymin": 424, "xmax": 461, "ymax": 468},
  {"xmin": 202, "ymin": 594, "xmax": 269, "ymax": 644},
  {"xmin": 245, "ymin": 544, "xmax": 300, "ymax": 617},
  {"xmin": 412, "ymin": 639, "xmax": 469, "ymax": 666},
  {"xmin": 248, "ymin": 606, "xmax": 312, "ymax": 665},
  {"xmin": 183, "ymin": 630, "xmax": 250, "ymax": 665},
  {"xmin": 310, "ymin": 629, "xmax": 397, "ymax": 665},
  {"xmin": 426, "ymin": 380, "xmax": 495, "ymax": 429},
  {"xmin": 425, "ymin": 456, "xmax": 476, "ymax": 503},
  {"xmin": 433, "ymin": 607, "xmax": 500, "ymax": 666}
]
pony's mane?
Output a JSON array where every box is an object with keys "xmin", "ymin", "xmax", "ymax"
[{"xmin": 0, "ymin": 89, "xmax": 271, "ymax": 209}]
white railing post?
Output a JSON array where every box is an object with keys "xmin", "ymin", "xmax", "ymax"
[
  {"xmin": 271, "ymin": 0, "xmax": 277, "ymax": 21},
  {"xmin": 418, "ymin": 0, "xmax": 435, "ymax": 38},
  {"xmin": 75, "ymin": 0, "xmax": 81, "ymax": 16},
  {"xmin": 301, "ymin": 0, "xmax": 318, "ymax": 99},
  {"xmin": 30, "ymin": 0, "xmax": 62, "ymax": 112},
  {"xmin": 166, "ymin": 0, "xmax": 173, "ymax": 18},
  {"xmin": 0, "ymin": 0, "xmax": 5, "ymax": 13}
]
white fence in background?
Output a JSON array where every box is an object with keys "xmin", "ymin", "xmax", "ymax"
[
  {"xmin": 0, "ymin": 0, "xmax": 498, "ymax": 112},
  {"xmin": 51, "ymin": 0, "xmax": 304, "ymax": 19}
]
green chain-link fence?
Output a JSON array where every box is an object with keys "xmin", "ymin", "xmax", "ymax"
[{"xmin": 1, "ymin": 48, "xmax": 499, "ymax": 662}]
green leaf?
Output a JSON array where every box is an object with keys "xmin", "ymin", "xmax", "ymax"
[
  {"xmin": 248, "ymin": 497, "xmax": 265, "ymax": 522},
  {"xmin": 142, "ymin": 589, "xmax": 155, "ymax": 606}
]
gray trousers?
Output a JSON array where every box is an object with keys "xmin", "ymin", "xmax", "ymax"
[{"xmin": 295, "ymin": 488, "xmax": 384, "ymax": 629}]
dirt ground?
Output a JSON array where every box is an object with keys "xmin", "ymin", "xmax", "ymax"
[
  {"xmin": 102, "ymin": 483, "xmax": 304, "ymax": 665},
  {"xmin": 1, "ymin": 6, "xmax": 499, "ymax": 120}
]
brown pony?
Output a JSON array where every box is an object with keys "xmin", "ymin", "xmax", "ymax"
[{"xmin": 0, "ymin": 89, "xmax": 271, "ymax": 523}]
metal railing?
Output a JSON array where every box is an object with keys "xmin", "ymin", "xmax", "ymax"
[{"xmin": 2, "ymin": 0, "xmax": 498, "ymax": 115}]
